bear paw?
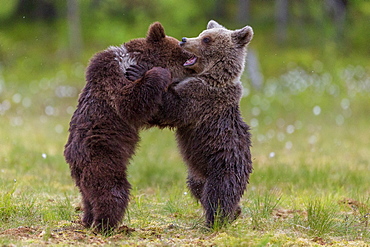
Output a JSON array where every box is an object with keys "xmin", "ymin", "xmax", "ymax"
[{"xmin": 125, "ymin": 63, "xmax": 152, "ymax": 81}]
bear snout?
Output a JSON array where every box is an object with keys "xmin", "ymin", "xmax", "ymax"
[{"xmin": 179, "ymin": 37, "xmax": 187, "ymax": 46}]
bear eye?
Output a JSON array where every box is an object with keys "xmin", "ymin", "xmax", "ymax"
[{"xmin": 202, "ymin": 37, "xmax": 211, "ymax": 44}]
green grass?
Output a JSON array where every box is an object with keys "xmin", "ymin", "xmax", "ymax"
[{"xmin": 1, "ymin": 71, "xmax": 369, "ymax": 245}]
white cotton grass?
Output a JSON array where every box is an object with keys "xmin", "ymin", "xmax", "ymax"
[
  {"xmin": 340, "ymin": 98, "xmax": 350, "ymax": 110},
  {"xmin": 250, "ymin": 118, "xmax": 259, "ymax": 128},
  {"xmin": 286, "ymin": 125, "xmax": 295, "ymax": 134},
  {"xmin": 55, "ymin": 124, "xmax": 64, "ymax": 134},
  {"xmin": 285, "ymin": 141, "xmax": 293, "ymax": 150},
  {"xmin": 45, "ymin": 106, "xmax": 56, "ymax": 116},
  {"xmin": 336, "ymin": 115, "xmax": 345, "ymax": 126},
  {"xmin": 313, "ymin": 106, "xmax": 321, "ymax": 116},
  {"xmin": 12, "ymin": 93, "xmax": 22, "ymax": 104}
]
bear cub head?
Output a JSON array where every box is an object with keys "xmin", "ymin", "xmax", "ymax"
[
  {"xmin": 124, "ymin": 22, "xmax": 194, "ymax": 81},
  {"xmin": 180, "ymin": 20, "xmax": 253, "ymax": 86}
]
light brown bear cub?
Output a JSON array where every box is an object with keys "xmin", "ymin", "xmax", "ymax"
[
  {"xmin": 130, "ymin": 20, "xmax": 254, "ymax": 227},
  {"xmin": 171, "ymin": 20, "xmax": 254, "ymax": 227}
]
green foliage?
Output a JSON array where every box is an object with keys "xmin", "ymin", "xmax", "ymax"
[
  {"xmin": 0, "ymin": 184, "xmax": 39, "ymax": 228},
  {"xmin": 246, "ymin": 191, "xmax": 281, "ymax": 230},
  {"xmin": 41, "ymin": 196, "xmax": 74, "ymax": 223},
  {"xmin": 0, "ymin": 0, "xmax": 17, "ymax": 19},
  {"xmin": 305, "ymin": 199, "xmax": 337, "ymax": 236},
  {"xmin": 0, "ymin": 185, "xmax": 18, "ymax": 222}
]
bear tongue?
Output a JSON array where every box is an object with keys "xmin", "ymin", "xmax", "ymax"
[{"xmin": 184, "ymin": 56, "xmax": 197, "ymax": 66}]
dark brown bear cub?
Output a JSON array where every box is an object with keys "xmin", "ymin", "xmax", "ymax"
[
  {"xmin": 64, "ymin": 22, "xmax": 192, "ymax": 232},
  {"xmin": 128, "ymin": 20, "xmax": 254, "ymax": 228}
]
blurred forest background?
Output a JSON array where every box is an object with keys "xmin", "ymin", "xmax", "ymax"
[{"xmin": 0, "ymin": 0, "xmax": 369, "ymax": 118}]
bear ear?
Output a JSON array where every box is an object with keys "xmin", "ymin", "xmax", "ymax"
[
  {"xmin": 207, "ymin": 20, "xmax": 224, "ymax": 29},
  {"xmin": 147, "ymin": 22, "xmax": 166, "ymax": 42},
  {"xmin": 232, "ymin": 26, "xmax": 253, "ymax": 47}
]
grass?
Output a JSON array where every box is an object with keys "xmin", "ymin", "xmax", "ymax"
[
  {"xmin": 1, "ymin": 65, "xmax": 369, "ymax": 245},
  {"xmin": 246, "ymin": 190, "xmax": 282, "ymax": 231},
  {"xmin": 305, "ymin": 199, "xmax": 337, "ymax": 236}
]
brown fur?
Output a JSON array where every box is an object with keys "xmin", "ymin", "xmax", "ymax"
[
  {"xmin": 64, "ymin": 22, "xmax": 193, "ymax": 232},
  {"xmin": 138, "ymin": 20, "xmax": 254, "ymax": 227}
]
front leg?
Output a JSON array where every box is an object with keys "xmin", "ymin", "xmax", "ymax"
[
  {"xmin": 125, "ymin": 63, "xmax": 152, "ymax": 81},
  {"xmin": 149, "ymin": 78, "xmax": 204, "ymax": 128},
  {"xmin": 117, "ymin": 67, "xmax": 172, "ymax": 125}
]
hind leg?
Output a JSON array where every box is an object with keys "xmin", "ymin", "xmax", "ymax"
[
  {"xmin": 186, "ymin": 172, "xmax": 205, "ymax": 201},
  {"xmin": 67, "ymin": 161, "xmax": 95, "ymax": 228},
  {"xmin": 80, "ymin": 159, "xmax": 131, "ymax": 232},
  {"xmin": 79, "ymin": 127, "xmax": 138, "ymax": 232},
  {"xmin": 87, "ymin": 180, "xmax": 131, "ymax": 232},
  {"xmin": 187, "ymin": 172, "xmax": 243, "ymax": 226},
  {"xmin": 201, "ymin": 172, "xmax": 246, "ymax": 228},
  {"xmin": 80, "ymin": 191, "xmax": 94, "ymax": 227}
]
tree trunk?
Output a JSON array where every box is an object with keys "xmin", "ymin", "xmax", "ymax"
[
  {"xmin": 325, "ymin": 0, "xmax": 347, "ymax": 39},
  {"xmin": 13, "ymin": 0, "xmax": 57, "ymax": 21},
  {"xmin": 237, "ymin": 0, "xmax": 250, "ymax": 25},
  {"xmin": 275, "ymin": 0, "xmax": 288, "ymax": 44},
  {"xmin": 246, "ymin": 49, "xmax": 263, "ymax": 90},
  {"xmin": 214, "ymin": 0, "xmax": 227, "ymax": 20},
  {"xmin": 67, "ymin": 0, "xmax": 83, "ymax": 59}
]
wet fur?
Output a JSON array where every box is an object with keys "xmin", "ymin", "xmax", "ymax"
[
  {"xmin": 64, "ymin": 22, "xmax": 192, "ymax": 232},
  {"xmin": 151, "ymin": 20, "xmax": 254, "ymax": 227}
]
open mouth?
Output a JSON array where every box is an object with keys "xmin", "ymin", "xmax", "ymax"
[{"xmin": 184, "ymin": 55, "xmax": 198, "ymax": 66}]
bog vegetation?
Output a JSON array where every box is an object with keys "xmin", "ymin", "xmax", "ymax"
[{"xmin": 0, "ymin": 0, "xmax": 369, "ymax": 246}]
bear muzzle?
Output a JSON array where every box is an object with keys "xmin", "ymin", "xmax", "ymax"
[
  {"xmin": 179, "ymin": 37, "xmax": 199, "ymax": 67},
  {"xmin": 179, "ymin": 37, "xmax": 187, "ymax": 46}
]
